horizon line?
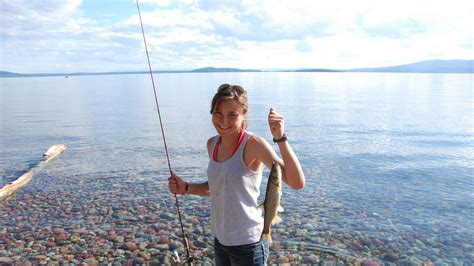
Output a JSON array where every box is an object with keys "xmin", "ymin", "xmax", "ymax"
[{"xmin": 1, "ymin": 59, "xmax": 473, "ymax": 77}]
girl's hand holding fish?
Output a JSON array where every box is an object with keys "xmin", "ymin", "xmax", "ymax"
[{"xmin": 268, "ymin": 108, "xmax": 286, "ymax": 142}]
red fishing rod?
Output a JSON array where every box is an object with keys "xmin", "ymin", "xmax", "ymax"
[{"xmin": 135, "ymin": 1, "xmax": 193, "ymax": 264}]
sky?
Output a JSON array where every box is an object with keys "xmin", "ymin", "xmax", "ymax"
[{"xmin": 1, "ymin": 0, "xmax": 473, "ymax": 73}]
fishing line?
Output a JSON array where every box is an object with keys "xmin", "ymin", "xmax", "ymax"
[{"xmin": 135, "ymin": 1, "xmax": 193, "ymax": 264}]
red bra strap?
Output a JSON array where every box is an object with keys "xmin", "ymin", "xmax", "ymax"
[
  {"xmin": 213, "ymin": 129, "xmax": 246, "ymax": 162},
  {"xmin": 212, "ymin": 136, "xmax": 222, "ymax": 161}
]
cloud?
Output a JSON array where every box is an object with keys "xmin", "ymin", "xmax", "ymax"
[
  {"xmin": 1, "ymin": 0, "xmax": 472, "ymax": 72},
  {"xmin": 2, "ymin": 0, "xmax": 88, "ymax": 39}
]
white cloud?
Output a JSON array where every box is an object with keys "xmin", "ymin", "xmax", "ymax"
[
  {"xmin": 1, "ymin": 0, "xmax": 89, "ymax": 37},
  {"xmin": 0, "ymin": 0, "xmax": 472, "ymax": 72}
]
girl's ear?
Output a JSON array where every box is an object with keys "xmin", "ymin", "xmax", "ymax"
[
  {"xmin": 242, "ymin": 111, "xmax": 248, "ymax": 130},
  {"xmin": 242, "ymin": 120, "xmax": 247, "ymax": 131}
]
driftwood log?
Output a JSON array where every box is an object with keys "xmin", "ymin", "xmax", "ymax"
[{"xmin": 0, "ymin": 144, "xmax": 67, "ymax": 201}]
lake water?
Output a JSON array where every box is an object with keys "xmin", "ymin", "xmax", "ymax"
[{"xmin": 1, "ymin": 73, "xmax": 473, "ymax": 264}]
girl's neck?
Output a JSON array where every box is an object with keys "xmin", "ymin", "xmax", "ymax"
[
  {"xmin": 213, "ymin": 128, "xmax": 246, "ymax": 162},
  {"xmin": 220, "ymin": 130, "xmax": 244, "ymax": 147}
]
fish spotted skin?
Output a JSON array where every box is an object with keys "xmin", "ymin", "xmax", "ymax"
[{"xmin": 259, "ymin": 162, "xmax": 284, "ymax": 243}]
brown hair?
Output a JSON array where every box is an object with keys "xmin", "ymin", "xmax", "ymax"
[{"xmin": 210, "ymin": 84, "xmax": 248, "ymax": 115}]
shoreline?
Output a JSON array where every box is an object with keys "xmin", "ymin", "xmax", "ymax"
[{"xmin": 1, "ymin": 172, "xmax": 470, "ymax": 265}]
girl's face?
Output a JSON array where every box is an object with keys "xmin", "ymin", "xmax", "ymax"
[{"xmin": 212, "ymin": 99, "xmax": 246, "ymax": 137}]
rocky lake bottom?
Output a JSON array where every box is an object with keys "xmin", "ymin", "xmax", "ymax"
[{"xmin": 1, "ymin": 166, "xmax": 472, "ymax": 265}]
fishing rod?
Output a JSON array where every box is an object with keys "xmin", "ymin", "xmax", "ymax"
[{"xmin": 135, "ymin": 1, "xmax": 193, "ymax": 264}]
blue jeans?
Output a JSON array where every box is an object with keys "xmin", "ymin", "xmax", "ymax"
[{"xmin": 214, "ymin": 237, "xmax": 269, "ymax": 266}]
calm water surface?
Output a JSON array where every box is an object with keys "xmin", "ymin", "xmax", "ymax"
[{"xmin": 1, "ymin": 73, "xmax": 473, "ymax": 264}]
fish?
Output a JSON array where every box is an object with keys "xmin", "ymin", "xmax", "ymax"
[
  {"xmin": 42, "ymin": 144, "xmax": 67, "ymax": 162},
  {"xmin": 259, "ymin": 161, "xmax": 284, "ymax": 243}
]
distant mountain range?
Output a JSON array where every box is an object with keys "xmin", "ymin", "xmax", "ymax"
[
  {"xmin": 0, "ymin": 68, "xmax": 260, "ymax": 77},
  {"xmin": 191, "ymin": 67, "xmax": 261, "ymax": 72},
  {"xmin": 1, "ymin": 60, "xmax": 472, "ymax": 77},
  {"xmin": 346, "ymin": 60, "xmax": 473, "ymax": 73}
]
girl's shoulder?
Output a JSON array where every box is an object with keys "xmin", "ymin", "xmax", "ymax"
[
  {"xmin": 244, "ymin": 132, "xmax": 279, "ymax": 170},
  {"xmin": 206, "ymin": 135, "xmax": 219, "ymax": 156},
  {"xmin": 207, "ymin": 136, "xmax": 218, "ymax": 146},
  {"xmin": 246, "ymin": 133, "xmax": 272, "ymax": 151}
]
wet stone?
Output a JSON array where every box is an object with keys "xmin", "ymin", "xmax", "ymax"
[
  {"xmin": 0, "ymin": 257, "xmax": 14, "ymax": 264},
  {"xmin": 383, "ymin": 253, "xmax": 399, "ymax": 263},
  {"xmin": 138, "ymin": 252, "xmax": 152, "ymax": 261},
  {"xmin": 122, "ymin": 242, "xmax": 138, "ymax": 252},
  {"xmin": 83, "ymin": 257, "xmax": 98, "ymax": 264},
  {"xmin": 134, "ymin": 257, "xmax": 146, "ymax": 264},
  {"xmin": 361, "ymin": 259, "xmax": 382, "ymax": 266},
  {"xmin": 302, "ymin": 255, "xmax": 320, "ymax": 264},
  {"xmin": 397, "ymin": 259, "xmax": 422, "ymax": 266}
]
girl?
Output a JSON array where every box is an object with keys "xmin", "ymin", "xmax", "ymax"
[{"xmin": 168, "ymin": 83, "xmax": 305, "ymax": 265}]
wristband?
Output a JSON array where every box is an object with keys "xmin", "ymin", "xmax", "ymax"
[{"xmin": 273, "ymin": 132, "xmax": 288, "ymax": 143}]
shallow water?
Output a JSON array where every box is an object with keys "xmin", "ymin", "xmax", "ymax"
[{"xmin": 1, "ymin": 73, "xmax": 473, "ymax": 264}]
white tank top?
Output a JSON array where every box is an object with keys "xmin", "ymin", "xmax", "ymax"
[{"xmin": 207, "ymin": 132, "xmax": 264, "ymax": 246}]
